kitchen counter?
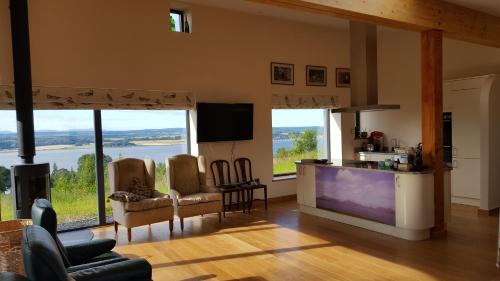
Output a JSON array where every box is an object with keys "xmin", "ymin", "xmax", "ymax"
[
  {"xmin": 296, "ymin": 160, "xmax": 449, "ymax": 175},
  {"xmin": 295, "ymin": 161, "xmax": 451, "ymax": 240}
]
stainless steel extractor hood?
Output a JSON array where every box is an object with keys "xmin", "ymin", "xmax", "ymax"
[{"xmin": 332, "ymin": 22, "xmax": 400, "ymax": 113}]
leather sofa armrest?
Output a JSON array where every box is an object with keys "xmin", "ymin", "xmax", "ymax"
[
  {"xmin": 65, "ymin": 239, "xmax": 117, "ymax": 265},
  {"xmin": 67, "ymin": 257, "xmax": 128, "ymax": 273},
  {"xmin": 200, "ymin": 185, "xmax": 220, "ymax": 194},
  {"xmin": 69, "ymin": 258, "xmax": 152, "ymax": 281}
]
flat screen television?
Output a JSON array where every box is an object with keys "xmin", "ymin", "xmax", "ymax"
[{"xmin": 196, "ymin": 102, "xmax": 254, "ymax": 143}]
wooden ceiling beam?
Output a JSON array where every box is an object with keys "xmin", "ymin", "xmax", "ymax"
[{"xmin": 247, "ymin": 0, "xmax": 500, "ymax": 48}]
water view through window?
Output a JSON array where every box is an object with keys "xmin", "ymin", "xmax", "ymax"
[
  {"xmin": 101, "ymin": 110, "xmax": 188, "ymax": 221},
  {"xmin": 0, "ymin": 110, "xmax": 188, "ymax": 230},
  {"xmin": 272, "ymin": 109, "xmax": 328, "ymax": 175}
]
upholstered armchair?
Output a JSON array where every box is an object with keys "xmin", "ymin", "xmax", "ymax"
[
  {"xmin": 166, "ymin": 154, "xmax": 222, "ymax": 231},
  {"xmin": 108, "ymin": 158, "xmax": 174, "ymax": 242}
]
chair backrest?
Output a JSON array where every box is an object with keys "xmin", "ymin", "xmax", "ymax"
[
  {"xmin": 22, "ymin": 225, "xmax": 70, "ymax": 281},
  {"xmin": 31, "ymin": 199, "xmax": 72, "ymax": 267},
  {"xmin": 210, "ymin": 160, "xmax": 231, "ymax": 186},
  {"xmin": 167, "ymin": 154, "xmax": 207, "ymax": 195},
  {"xmin": 108, "ymin": 158, "xmax": 156, "ymax": 193},
  {"xmin": 234, "ymin": 158, "xmax": 253, "ymax": 183}
]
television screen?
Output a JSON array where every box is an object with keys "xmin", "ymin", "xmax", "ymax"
[{"xmin": 196, "ymin": 102, "xmax": 254, "ymax": 143}]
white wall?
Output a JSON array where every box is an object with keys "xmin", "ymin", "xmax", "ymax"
[
  {"xmin": 2, "ymin": 1, "xmax": 500, "ymax": 200},
  {"xmin": 0, "ymin": 0, "xmax": 350, "ymax": 198},
  {"xmin": 361, "ymin": 28, "xmax": 500, "ymax": 149}
]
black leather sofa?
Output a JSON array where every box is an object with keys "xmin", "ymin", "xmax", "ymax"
[{"xmin": 22, "ymin": 225, "xmax": 152, "ymax": 281}]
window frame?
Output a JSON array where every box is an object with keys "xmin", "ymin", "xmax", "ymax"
[
  {"xmin": 170, "ymin": 9, "xmax": 185, "ymax": 32},
  {"xmin": 272, "ymin": 109, "xmax": 331, "ymax": 178}
]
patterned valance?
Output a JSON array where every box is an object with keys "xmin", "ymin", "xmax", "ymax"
[
  {"xmin": 0, "ymin": 85, "xmax": 195, "ymax": 110},
  {"xmin": 272, "ymin": 94, "xmax": 339, "ymax": 109}
]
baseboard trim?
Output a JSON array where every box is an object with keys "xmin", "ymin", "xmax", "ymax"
[
  {"xmin": 477, "ymin": 208, "xmax": 499, "ymax": 216},
  {"xmin": 268, "ymin": 194, "xmax": 297, "ymax": 203}
]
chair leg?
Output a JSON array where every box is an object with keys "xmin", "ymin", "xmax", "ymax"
[
  {"xmin": 169, "ymin": 220, "xmax": 174, "ymax": 232},
  {"xmin": 247, "ymin": 189, "xmax": 252, "ymax": 213},
  {"xmin": 229, "ymin": 192, "xmax": 232, "ymax": 211},
  {"xmin": 237, "ymin": 191, "xmax": 241, "ymax": 210},
  {"xmin": 218, "ymin": 212, "xmax": 222, "ymax": 224},
  {"xmin": 180, "ymin": 218, "xmax": 184, "ymax": 232},
  {"xmin": 127, "ymin": 228, "xmax": 132, "ymax": 242},
  {"xmin": 264, "ymin": 187, "xmax": 268, "ymax": 211},
  {"xmin": 242, "ymin": 189, "xmax": 246, "ymax": 213},
  {"xmin": 250, "ymin": 189, "xmax": 254, "ymax": 211},
  {"xmin": 222, "ymin": 192, "xmax": 226, "ymax": 217},
  {"xmin": 114, "ymin": 221, "xmax": 118, "ymax": 233}
]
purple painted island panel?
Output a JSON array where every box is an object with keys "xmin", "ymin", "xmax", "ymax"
[{"xmin": 315, "ymin": 166, "xmax": 396, "ymax": 226}]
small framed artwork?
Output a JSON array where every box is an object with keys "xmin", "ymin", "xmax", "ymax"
[
  {"xmin": 271, "ymin": 62, "xmax": 294, "ymax": 85},
  {"xmin": 336, "ymin": 68, "xmax": 351, "ymax": 88},
  {"xmin": 306, "ymin": 65, "xmax": 327, "ymax": 86}
]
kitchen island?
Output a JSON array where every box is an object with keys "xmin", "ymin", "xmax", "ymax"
[{"xmin": 296, "ymin": 160, "xmax": 451, "ymax": 240}]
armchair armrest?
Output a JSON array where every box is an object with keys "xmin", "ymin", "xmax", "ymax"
[
  {"xmin": 169, "ymin": 188, "xmax": 181, "ymax": 202},
  {"xmin": 201, "ymin": 185, "xmax": 220, "ymax": 194},
  {"xmin": 65, "ymin": 238, "xmax": 116, "ymax": 265},
  {"xmin": 69, "ymin": 258, "xmax": 152, "ymax": 281}
]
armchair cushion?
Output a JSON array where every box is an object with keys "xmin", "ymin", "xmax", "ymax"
[
  {"xmin": 108, "ymin": 191, "xmax": 146, "ymax": 203},
  {"xmin": 129, "ymin": 177, "xmax": 154, "ymax": 198},
  {"xmin": 64, "ymin": 239, "xmax": 118, "ymax": 265},
  {"xmin": 124, "ymin": 197, "xmax": 173, "ymax": 212},
  {"xmin": 177, "ymin": 193, "xmax": 222, "ymax": 206}
]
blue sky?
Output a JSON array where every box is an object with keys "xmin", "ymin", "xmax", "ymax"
[{"xmin": 0, "ymin": 109, "xmax": 324, "ymax": 132}]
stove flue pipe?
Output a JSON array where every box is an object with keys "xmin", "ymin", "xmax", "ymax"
[{"xmin": 9, "ymin": 0, "xmax": 35, "ymax": 164}]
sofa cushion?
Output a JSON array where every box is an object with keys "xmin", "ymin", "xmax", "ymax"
[
  {"xmin": 124, "ymin": 197, "xmax": 173, "ymax": 212},
  {"xmin": 177, "ymin": 193, "xmax": 222, "ymax": 206}
]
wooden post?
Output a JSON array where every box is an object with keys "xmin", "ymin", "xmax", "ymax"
[{"xmin": 421, "ymin": 29, "xmax": 445, "ymax": 237}]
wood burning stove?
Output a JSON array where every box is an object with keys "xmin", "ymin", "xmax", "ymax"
[{"xmin": 11, "ymin": 163, "xmax": 50, "ymax": 219}]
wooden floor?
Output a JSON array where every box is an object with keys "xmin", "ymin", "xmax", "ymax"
[{"xmin": 93, "ymin": 199, "xmax": 500, "ymax": 281}]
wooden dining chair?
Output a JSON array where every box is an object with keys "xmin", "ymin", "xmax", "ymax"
[
  {"xmin": 210, "ymin": 159, "xmax": 246, "ymax": 216},
  {"xmin": 234, "ymin": 157, "xmax": 268, "ymax": 212}
]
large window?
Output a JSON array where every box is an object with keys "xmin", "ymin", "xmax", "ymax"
[
  {"xmin": 0, "ymin": 109, "xmax": 189, "ymax": 230},
  {"xmin": 0, "ymin": 110, "xmax": 17, "ymax": 221},
  {"xmin": 101, "ymin": 110, "xmax": 188, "ymax": 222},
  {"xmin": 272, "ymin": 109, "xmax": 329, "ymax": 176},
  {"xmin": 34, "ymin": 110, "xmax": 97, "ymax": 230}
]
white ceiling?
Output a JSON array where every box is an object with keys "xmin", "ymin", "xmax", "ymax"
[{"xmin": 182, "ymin": 0, "xmax": 500, "ymax": 29}]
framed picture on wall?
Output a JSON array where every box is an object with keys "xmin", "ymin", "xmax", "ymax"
[
  {"xmin": 271, "ymin": 62, "xmax": 294, "ymax": 85},
  {"xmin": 306, "ymin": 65, "xmax": 327, "ymax": 86},
  {"xmin": 336, "ymin": 68, "xmax": 351, "ymax": 88}
]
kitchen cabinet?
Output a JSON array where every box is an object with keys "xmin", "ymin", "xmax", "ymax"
[
  {"xmin": 296, "ymin": 164, "xmax": 316, "ymax": 208},
  {"xmin": 445, "ymin": 89, "xmax": 480, "ymax": 159},
  {"xmin": 444, "ymin": 75, "xmax": 500, "ymax": 209},
  {"xmin": 451, "ymin": 158, "xmax": 480, "ymax": 203}
]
